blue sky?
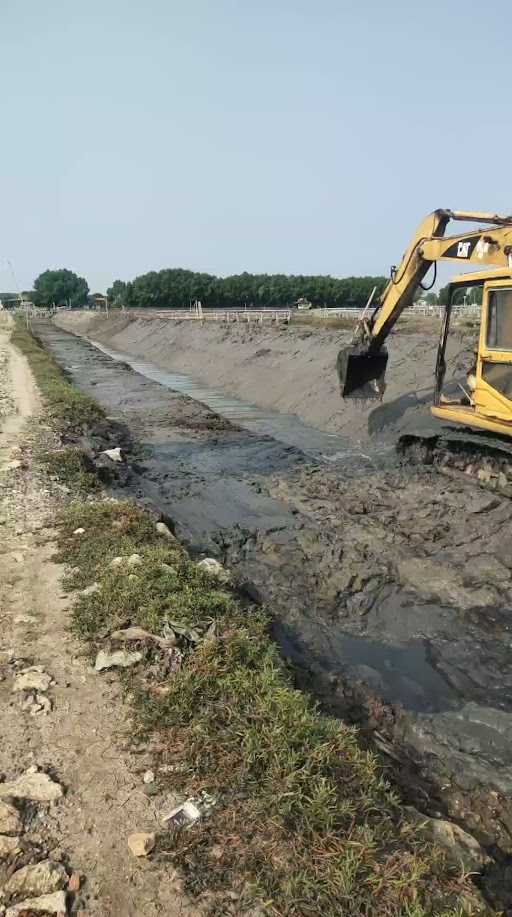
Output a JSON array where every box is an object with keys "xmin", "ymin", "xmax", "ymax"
[{"xmin": 1, "ymin": 0, "xmax": 510, "ymax": 293}]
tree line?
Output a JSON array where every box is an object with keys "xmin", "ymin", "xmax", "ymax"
[
  {"xmin": 10, "ymin": 267, "xmax": 483, "ymax": 311},
  {"xmin": 105, "ymin": 270, "xmax": 388, "ymax": 310}
]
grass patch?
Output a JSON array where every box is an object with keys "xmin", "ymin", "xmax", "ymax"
[
  {"xmin": 55, "ymin": 499, "xmax": 481, "ymax": 917},
  {"xmin": 39, "ymin": 446, "xmax": 99, "ymax": 494},
  {"xmin": 12, "ymin": 318, "xmax": 104, "ymax": 431},
  {"xmin": 12, "ymin": 318, "xmax": 106, "ymax": 492}
]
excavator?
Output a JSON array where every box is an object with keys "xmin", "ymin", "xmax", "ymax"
[{"xmin": 337, "ymin": 209, "xmax": 512, "ymax": 483}]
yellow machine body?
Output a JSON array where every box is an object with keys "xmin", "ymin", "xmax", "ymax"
[
  {"xmin": 432, "ymin": 277, "xmax": 512, "ymax": 437},
  {"xmin": 338, "ymin": 209, "xmax": 512, "ymax": 451}
]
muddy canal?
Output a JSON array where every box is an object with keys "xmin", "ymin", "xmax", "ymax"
[{"xmin": 35, "ymin": 319, "xmax": 512, "ymax": 899}]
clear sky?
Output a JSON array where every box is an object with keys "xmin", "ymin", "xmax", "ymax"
[{"xmin": 1, "ymin": 0, "xmax": 510, "ymax": 293}]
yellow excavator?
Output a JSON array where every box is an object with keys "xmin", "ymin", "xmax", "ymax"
[{"xmin": 338, "ymin": 209, "xmax": 512, "ymax": 480}]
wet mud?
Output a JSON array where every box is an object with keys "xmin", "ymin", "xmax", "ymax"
[{"xmin": 35, "ymin": 320, "xmax": 512, "ymax": 904}]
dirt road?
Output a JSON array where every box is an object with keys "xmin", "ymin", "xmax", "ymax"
[{"xmin": 0, "ymin": 316, "xmax": 198, "ymax": 915}]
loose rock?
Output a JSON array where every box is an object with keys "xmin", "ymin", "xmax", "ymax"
[
  {"xmin": 428, "ymin": 819, "xmax": 491, "ymax": 872},
  {"xmin": 0, "ymin": 835, "xmax": 21, "ymax": 860},
  {"xmin": 126, "ymin": 553, "xmax": 142, "ymax": 567},
  {"xmin": 197, "ymin": 557, "xmax": 230, "ymax": 583},
  {"xmin": 81, "ymin": 582, "xmax": 100, "ymax": 597},
  {"xmin": 5, "ymin": 890, "xmax": 67, "ymax": 915},
  {"xmin": 73, "ymin": 527, "xmax": 85, "ymax": 536},
  {"xmin": 155, "ymin": 521, "xmax": 175, "ymax": 540},
  {"xmin": 94, "ymin": 649, "xmax": 143, "ymax": 672},
  {"xmin": 127, "ymin": 832, "xmax": 156, "ymax": 857},
  {"xmin": 13, "ymin": 671, "xmax": 52, "ymax": 693},
  {"xmin": 0, "ymin": 770, "xmax": 63, "ymax": 802},
  {"xmin": 0, "ymin": 801, "xmax": 22, "ymax": 836},
  {"xmin": 4, "ymin": 858, "xmax": 68, "ymax": 898},
  {"xmin": 100, "ymin": 447, "xmax": 123, "ymax": 463}
]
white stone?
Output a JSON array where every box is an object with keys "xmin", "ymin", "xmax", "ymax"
[
  {"xmin": 0, "ymin": 771, "xmax": 63, "ymax": 802},
  {"xmin": 155, "ymin": 522, "xmax": 175, "ymax": 540},
  {"xmin": 81, "ymin": 582, "xmax": 100, "ymax": 596},
  {"xmin": 6, "ymin": 891, "xmax": 67, "ymax": 916},
  {"xmin": 197, "ymin": 557, "xmax": 230, "ymax": 583},
  {"xmin": 13, "ymin": 671, "xmax": 52, "ymax": 693},
  {"xmin": 101, "ymin": 447, "xmax": 123, "ymax": 463},
  {"xmin": 94, "ymin": 649, "xmax": 142, "ymax": 672},
  {"xmin": 0, "ymin": 800, "xmax": 22, "ymax": 836},
  {"xmin": 0, "ymin": 835, "xmax": 21, "ymax": 860}
]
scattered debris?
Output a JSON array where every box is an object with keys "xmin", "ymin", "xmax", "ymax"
[
  {"xmin": 4, "ymin": 858, "xmax": 68, "ymax": 899},
  {"xmin": 109, "ymin": 626, "xmax": 175, "ymax": 648},
  {"xmin": 0, "ymin": 770, "xmax": 63, "ymax": 803},
  {"xmin": 100, "ymin": 447, "xmax": 123, "ymax": 463},
  {"xmin": 197, "ymin": 557, "xmax": 230, "ymax": 583},
  {"xmin": 162, "ymin": 791, "xmax": 217, "ymax": 828},
  {"xmin": 127, "ymin": 832, "xmax": 156, "ymax": 857},
  {"xmin": 67, "ymin": 871, "xmax": 81, "ymax": 892},
  {"xmin": 72, "ymin": 527, "xmax": 85, "ymax": 536},
  {"xmin": 142, "ymin": 770, "xmax": 155, "ymax": 785},
  {"xmin": 94, "ymin": 649, "xmax": 143, "ymax": 672},
  {"xmin": 5, "ymin": 889, "xmax": 67, "ymax": 916}
]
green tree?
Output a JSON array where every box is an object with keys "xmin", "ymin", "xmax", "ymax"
[
  {"xmin": 106, "ymin": 279, "xmax": 127, "ymax": 307},
  {"xmin": 424, "ymin": 292, "xmax": 438, "ymax": 306},
  {"xmin": 33, "ymin": 269, "xmax": 89, "ymax": 308}
]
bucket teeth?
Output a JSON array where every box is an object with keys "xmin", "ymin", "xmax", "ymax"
[{"xmin": 337, "ymin": 345, "xmax": 388, "ymax": 399}]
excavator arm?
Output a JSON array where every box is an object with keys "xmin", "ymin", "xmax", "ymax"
[{"xmin": 338, "ymin": 209, "xmax": 512, "ymax": 397}]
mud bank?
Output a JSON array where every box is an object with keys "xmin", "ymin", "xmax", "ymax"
[
  {"xmin": 37, "ymin": 318, "xmax": 512, "ymax": 906},
  {"xmin": 54, "ymin": 310, "xmax": 473, "ymax": 443}
]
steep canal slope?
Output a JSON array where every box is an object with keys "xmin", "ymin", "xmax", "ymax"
[{"xmin": 36, "ymin": 318, "xmax": 512, "ymax": 904}]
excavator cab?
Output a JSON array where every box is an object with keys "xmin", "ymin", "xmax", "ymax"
[{"xmin": 432, "ymin": 274, "xmax": 512, "ymax": 437}]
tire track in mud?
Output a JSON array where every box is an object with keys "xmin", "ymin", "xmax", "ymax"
[{"xmin": 34, "ymin": 319, "xmax": 512, "ymax": 907}]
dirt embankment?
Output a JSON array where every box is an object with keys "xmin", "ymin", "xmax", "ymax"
[{"xmin": 54, "ymin": 311, "xmax": 474, "ymax": 442}]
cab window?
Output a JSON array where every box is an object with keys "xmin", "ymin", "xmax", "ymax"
[{"xmin": 486, "ymin": 289, "xmax": 512, "ymax": 351}]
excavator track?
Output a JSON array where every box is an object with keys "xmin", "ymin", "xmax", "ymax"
[{"xmin": 397, "ymin": 427, "xmax": 512, "ymax": 496}]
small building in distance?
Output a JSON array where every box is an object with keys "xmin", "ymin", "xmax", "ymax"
[{"xmin": 89, "ymin": 292, "xmax": 108, "ymax": 310}]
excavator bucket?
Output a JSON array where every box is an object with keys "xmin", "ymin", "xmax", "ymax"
[{"xmin": 337, "ymin": 345, "xmax": 388, "ymax": 399}]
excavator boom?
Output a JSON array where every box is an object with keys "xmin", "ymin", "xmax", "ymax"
[{"xmin": 339, "ymin": 209, "xmax": 512, "ymax": 398}]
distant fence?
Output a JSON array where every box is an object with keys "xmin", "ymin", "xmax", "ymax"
[{"xmin": 14, "ymin": 301, "xmax": 481, "ymax": 325}]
